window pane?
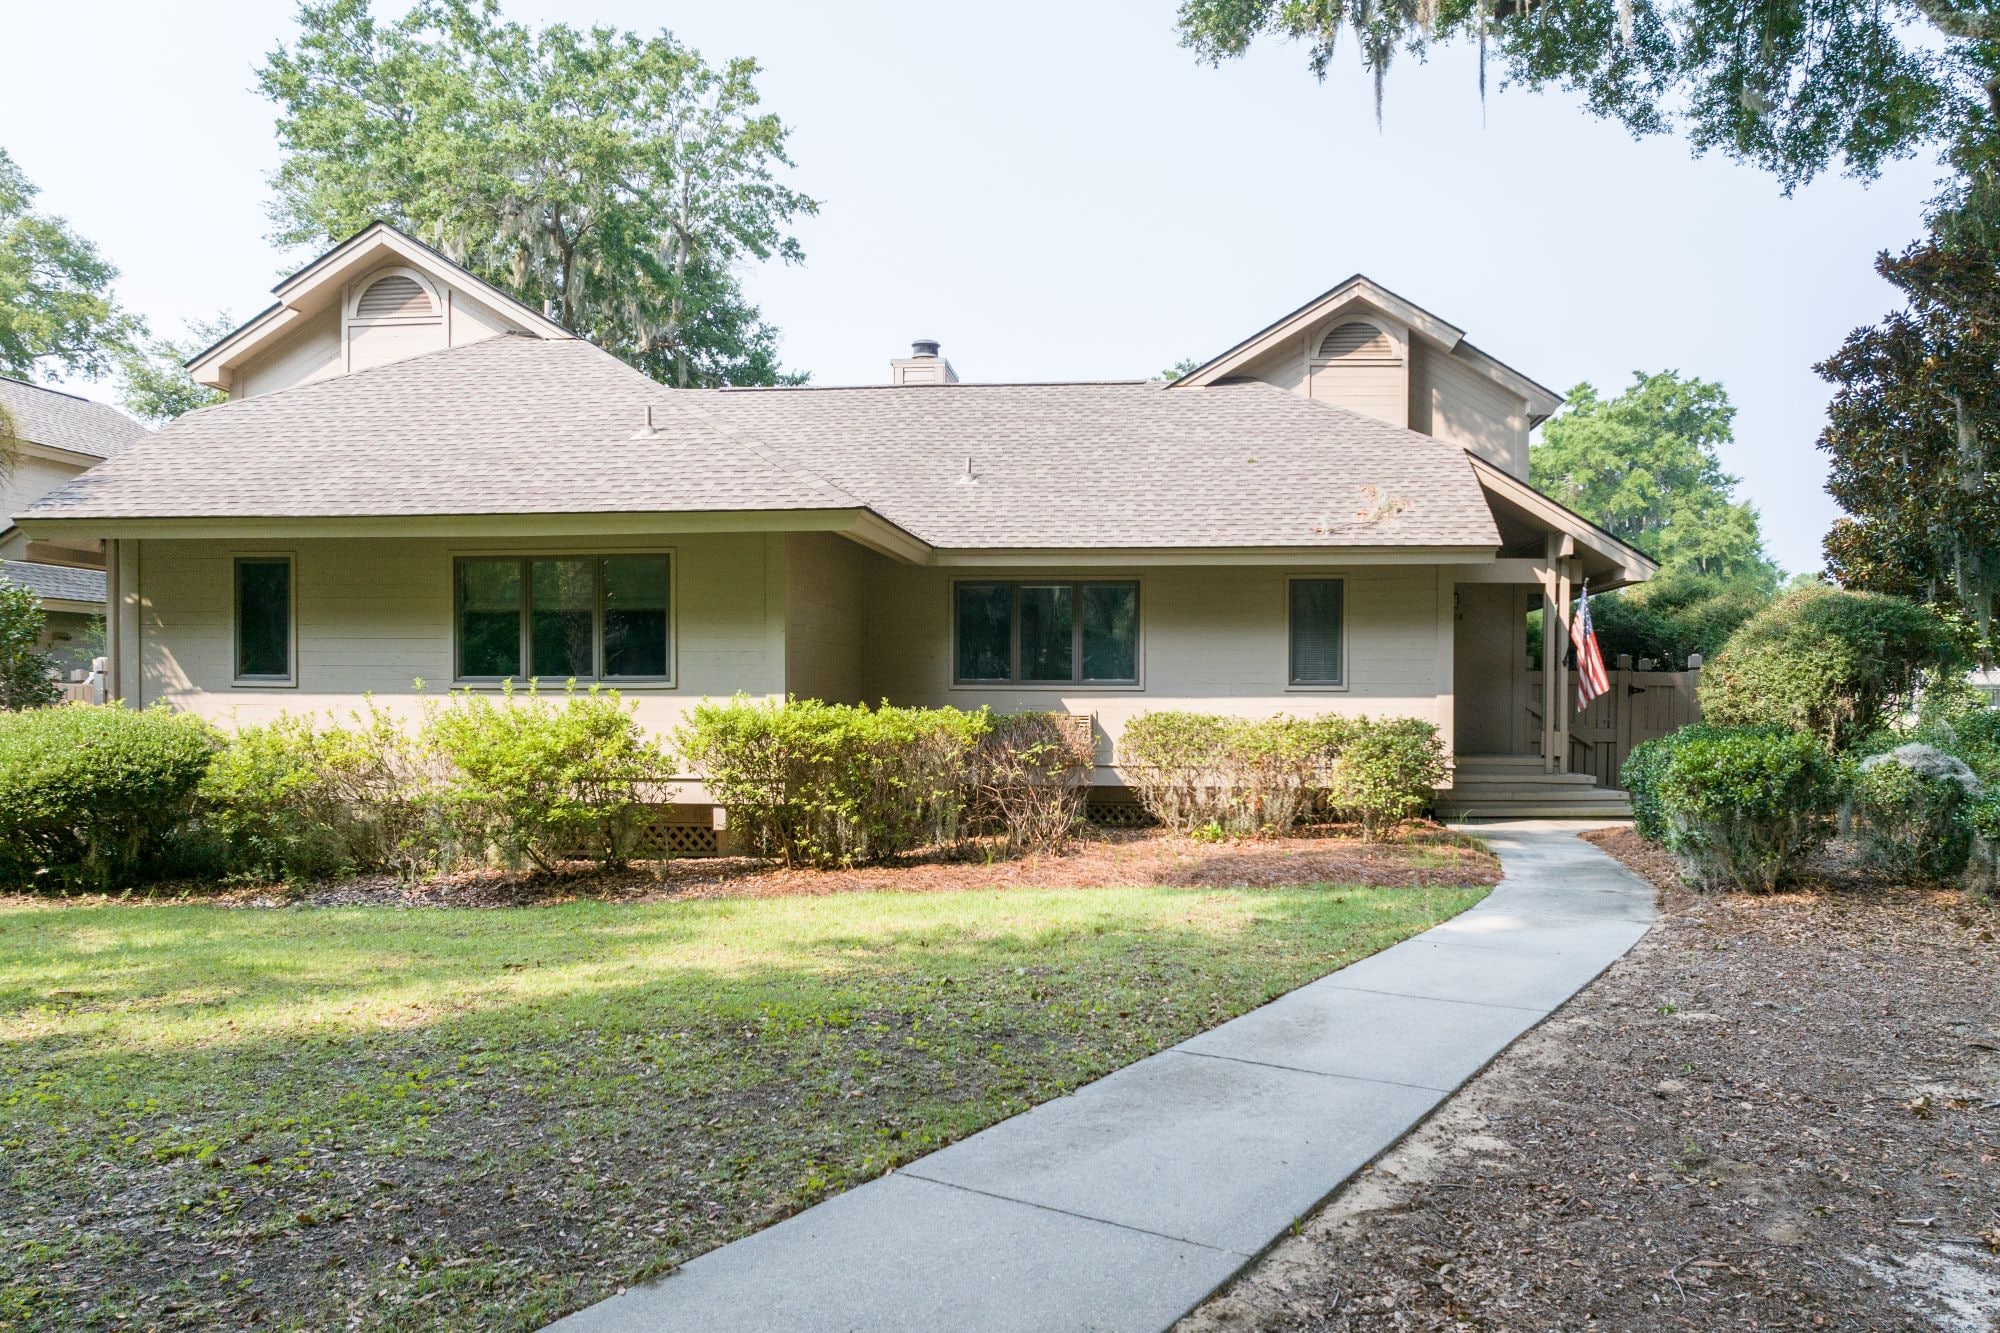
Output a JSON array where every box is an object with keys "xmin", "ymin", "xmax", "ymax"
[
  {"xmin": 235, "ymin": 559, "xmax": 290, "ymax": 679},
  {"xmin": 1018, "ymin": 584, "xmax": 1074, "ymax": 682},
  {"xmin": 458, "ymin": 558, "xmax": 522, "ymax": 678},
  {"xmin": 529, "ymin": 558, "xmax": 594, "ymax": 680},
  {"xmin": 1289, "ymin": 579, "xmax": 1344, "ymax": 684},
  {"xmin": 603, "ymin": 555, "xmax": 669, "ymax": 678},
  {"xmin": 955, "ymin": 583, "xmax": 1012, "ymax": 681},
  {"xmin": 1080, "ymin": 583, "xmax": 1138, "ymax": 682}
]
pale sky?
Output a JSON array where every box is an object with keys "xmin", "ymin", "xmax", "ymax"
[{"xmin": 4, "ymin": 0, "xmax": 1945, "ymax": 573}]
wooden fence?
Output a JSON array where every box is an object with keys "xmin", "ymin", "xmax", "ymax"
[{"xmin": 1527, "ymin": 655, "xmax": 1702, "ymax": 789}]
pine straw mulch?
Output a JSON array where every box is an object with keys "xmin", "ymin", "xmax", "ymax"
[
  {"xmin": 1181, "ymin": 827, "xmax": 2000, "ymax": 1333},
  {"xmin": 9, "ymin": 824, "xmax": 1501, "ymax": 912}
]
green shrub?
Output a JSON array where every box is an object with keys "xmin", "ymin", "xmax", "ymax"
[
  {"xmin": 1622, "ymin": 723, "xmax": 1767, "ymax": 843},
  {"xmin": 1653, "ymin": 727, "xmax": 1842, "ymax": 891},
  {"xmin": 1907, "ymin": 688, "xmax": 2000, "ymax": 784},
  {"xmin": 970, "ymin": 712, "xmax": 1095, "ymax": 855},
  {"xmin": 1698, "ymin": 586, "xmax": 1965, "ymax": 751},
  {"xmin": 677, "ymin": 697, "xmax": 988, "ymax": 867},
  {"xmin": 425, "ymin": 684, "xmax": 667, "ymax": 872},
  {"xmin": 1961, "ymin": 794, "xmax": 2000, "ymax": 901},
  {"xmin": 1845, "ymin": 744, "xmax": 1981, "ymax": 884},
  {"xmin": 1321, "ymin": 717, "xmax": 1447, "ymax": 839},
  {"xmin": 1121, "ymin": 712, "xmax": 1355, "ymax": 835},
  {"xmin": 201, "ymin": 703, "xmax": 453, "ymax": 882},
  {"xmin": 0, "ymin": 573, "xmax": 58, "ymax": 711},
  {"xmin": 0, "ymin": 705, "xmax": 219, "ymax": 891}
]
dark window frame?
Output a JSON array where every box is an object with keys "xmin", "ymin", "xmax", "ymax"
[
  {"xmin": 1286, "ymin": 575, "xmax": 1348, "ymax": 689},
  {"xmin": 951, "ymin": 579, "xmax": 1142, "ymax": 687},
  {"xmin": 453, "ymin": 553, "xmax": 674, "ymax": 686},
  {"xmin": 232, "ymin": 553, "xmax": 296, "ymax": 687}
]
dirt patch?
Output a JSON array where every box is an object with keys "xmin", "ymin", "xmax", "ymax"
[
  {"xmin": 3, "ymin": 825, "xmax": 1500, "ymax": 911},
  {"xmin": 1182, "ymin": 830, "xmax": 2000, "ymax": 1332}
]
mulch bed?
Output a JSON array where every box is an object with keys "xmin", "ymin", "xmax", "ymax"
[
  {"xmin": 8, "ymin": 825, "xmax": 1500, "ymax": 911},
  {"xmin": 1182, "ymin": 828, "xmax": 2000, "ymax": 1332}
]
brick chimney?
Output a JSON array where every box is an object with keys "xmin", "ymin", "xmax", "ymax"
[{"xmin": 890, "ymin": 339, "xmax": 959, "ymax": 385}]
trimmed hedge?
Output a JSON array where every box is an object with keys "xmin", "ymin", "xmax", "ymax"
[
  {"xmin": 1648, "ymin": 726, "xmax": 1842, "ymax": 891},
  {"xmin": 677, "ymin": 697, "xmax": 988, "ymax": 867},
  {"xmin": 1846, "ymin": 743, "xmax": 1981, "ymax": 884},
  {"xmin": 0, "ymin": 705, "xmax": 220, "ymax": 891}
]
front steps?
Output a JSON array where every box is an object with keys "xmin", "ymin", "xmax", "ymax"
[{"xmin": 1436, "ymin": 754, "xmax": 1633, "ymax": 820}]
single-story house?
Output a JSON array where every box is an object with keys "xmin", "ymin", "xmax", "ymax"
[
  {"xmin": 0, "ymin": 376, "xmax": 149, "ymax": 673},
  {"xmin": 15, "ymin": 222, "xmax": 1653, "ymax": 817}
]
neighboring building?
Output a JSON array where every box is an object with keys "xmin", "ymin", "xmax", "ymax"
[
  {"xmin": 17, "ymin": 222, "xmax": 1652, "ymax": 814},
  {"xmin": 0, "ymin": 377, "xmax": 149, "ymax": 672}
]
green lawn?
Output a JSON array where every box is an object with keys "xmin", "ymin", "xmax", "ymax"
[{"xmin": 0, "ymin": 878, "xmax": 1485, "ymax": 1331}]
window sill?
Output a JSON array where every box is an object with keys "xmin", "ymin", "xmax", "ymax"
[
  {"xmin": 950, "ymin": 682, "xmax": 1144, "ymax": 693},
  {"xmin": 1284, "ymin": 683, "xmax": 1351, "ymax": 693},
  {"xmin": 451, "ymin": 679, "xmax": 679, "ymax": 692},
  {"xmin": 232, "ymin": 678, "xmax": 298, "ymax": 690}
]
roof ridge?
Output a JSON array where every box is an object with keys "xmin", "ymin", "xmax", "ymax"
[
  {"xmin": 707, "ymin": 379, "xmax": 1155, "ymax": 394},
  {"xmin": 0, "ymin": 375, "xmax": 103, "ymax": 405}
]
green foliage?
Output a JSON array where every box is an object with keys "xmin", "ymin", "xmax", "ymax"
[
  {"xmin": 199, "ymin": 703, "xmax": 451, "ymax": 883},
  {"xmin": 424, "ymin": 684, "xmax": 666, "ymax": 872},
  {"xmin": 1621, "ymin": 723, "xmax": 1753, "ymax": 842},
  {"xmin": 0, "ymin": 705, "xmax": 220, "ymax": 891},
  {"xmin": 1909, "ymin": 688, "xmax": 2000, "ymax": 782},
  {"xmin": 1531, "ymin": 372, "xmax": 1777, "ymax": 585},
  {"xmin": 259, "ymin": 0, "xmax": 816, "ymax": 388},
  {"xmin": 0, "ymin": 147, "xmax": 135, "ymax": 380},
  {"xmin": 1321, "ymin": 716, "xmax": 1448, "ymax": 838},
  {"xmin": 0, "ymin": 570, "xmax": 58, "ymax": 710},
  {"xmin": 677, "ymin": 697, "xmax": 988, "ymax": 867},
  {"xmin": 1176, "ymin": 0, "xmax": 1978, "ymax": 191},
  {"xmin": 1819, "ymin": 229, "xmax": 2000, "ymax": 658},
  {"xmin": 1698, "ymin": 585, "xmax": 1966, "ymax": 751},
  {"xmin": 1846, "ymin": 744, "xmax": 1980, "ymax": 883},
  {"xmin": 1961, "ymin": 791, "xmax": 2000, "ymax": 900},
  {"xmin": 115, "ymin": 312, "xmax": 231, "ymax": 423},
  {"xmin": 970, "ymin": 712, "xmax": 1096, "ymax": 855},
  {"xmin": 1121, "ymin": 711, "xmax": 1441, "ymax": 839},
  {"xmin": 1651, "ymin": 727, "xmax": 1842, "ymax": 891}
]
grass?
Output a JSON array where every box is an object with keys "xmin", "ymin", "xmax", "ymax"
[{"xmin": 0, "ymin": 876, "xmax": 1486, "ymax": 1331}]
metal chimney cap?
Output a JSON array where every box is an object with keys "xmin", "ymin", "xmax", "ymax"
[{"xmin": 911, "ymin": 339, "xmax": 941, "ymax": 358}]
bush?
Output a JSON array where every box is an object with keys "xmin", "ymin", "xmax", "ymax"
[
  {"xmin": 0, "ymin": 573, "xmax": 58, "ymax": 710},
  {"xmin": 970, "ymin": 712, "xmax": 1095, "ymax": 855},
  {"xmin": 0, "ymin": 705, "xmax": 219, "ymax": 891},
  {"xmin": 201, "ymin": 703, "xmax": 453, "ymax": 882},
  {"xmin": 1846, "ymin": 744, "xmax": 1981, "ymax": 883},
  {"xmin": 1121, "ymin": 712, "xmax": 1355, "ymax": 836},
  {"xmin": 1321, "ymin": 717, "xmax": 1448, "ymax": 839},
  {"xmin": 1622, "ymin": 723, "xmax": 1762, "ymax": 842},
  {"xmin": 1906, "ymin": 686, "xmax": 2000, "ymax": 784},
  {"xmin": 1652, "ymin": 727, "xmax": 1842, "ymax": 891},
  {"xmin": 1698, "ymin": 586, "xmax": 1965, "ymax": 751},
  {"xmin": 425, "ymin": 684, "xmax": 667, "ymax": 872},
  {"xmin": 677, "ymin": 697, "xmax": 987, "ymax": 867},
  {"xmin": 1962, "ymin": 794, "xmax": 2000, "ymax": 901}
]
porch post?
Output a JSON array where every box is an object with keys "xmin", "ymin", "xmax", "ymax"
[
  {"xmin": 1435, "ymin": 569, "xmax": 1456, "ymax": 769},
  {"xmin": 103, "ymin": 538, "xmax": 120, "ymax": 704}
]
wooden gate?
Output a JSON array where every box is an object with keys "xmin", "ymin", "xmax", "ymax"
[{"xmin": 1527, "ymin": 655, "xmax": 1702, "ymax": 789}]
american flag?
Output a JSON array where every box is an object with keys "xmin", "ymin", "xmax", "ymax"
[{"xmin": 1571, "ymin": 581, "xmax": 1610, "ymax": 710}]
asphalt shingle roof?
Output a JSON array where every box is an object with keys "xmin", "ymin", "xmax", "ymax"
[
  {"xmin": 0, "ymin": 559, "xmax": 105, "ymax": 604},
  {"xmin": 20, "ymin": 334, "xmax": 1501, "ymax": 551},
  {"xmin": 0, "ymin": 377, "xmax": 149, "ymax": 459}
]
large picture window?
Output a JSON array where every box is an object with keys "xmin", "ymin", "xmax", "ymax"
[
  {"xmin": 234, "ymin": 555, "xmax": 295, "ymax": 684},
  {"xmin": 456, "ymin": 554, "xmax": 671, "ymax": 683},
  {"xmin": 954, "ymin": 580, "xmax": 1139, "ymax": 685},
  {"xmin": 1288, "ymin": 577, "xmax": 1345, "ymax": 686}
]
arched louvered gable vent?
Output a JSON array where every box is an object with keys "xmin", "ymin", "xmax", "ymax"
[
  {"xmin": 354, "ymin": 273, "xmax": 435, "ymax": 320},
  {"xmin": 1316, "ymin": 321, "xmax": 1395, "ymax": 360}
]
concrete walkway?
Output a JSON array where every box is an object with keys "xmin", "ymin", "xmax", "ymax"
[{"xmin": 549, "ymin": 822, "xmax": 1655, "ymax": 1333}]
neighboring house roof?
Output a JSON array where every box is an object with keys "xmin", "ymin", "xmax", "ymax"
[
  {"xmin": 0, "ymin": 558, "xmax": 105, "ymax": 605},
  {"xmin": 21, "ymin": 334, "xmax": 1504, "ymax": 553},
  {"xmin": 687, "ymin": 379, "xmax": 1500, "ymax": 550},
  {"xmin": 0, "ymin": 377, "xmax": 149, "ymax": 459},
  {"xmin": 25, "ymin": 335, "xmax": 860, "ymax": 522}
]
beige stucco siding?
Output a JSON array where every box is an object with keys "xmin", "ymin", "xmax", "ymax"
[
  {"xmin": 783, "ymin": 531, "xmax": 873, "ymax": 704},
  {"xmin": 1414, "ymin": 345, "xmax": 1530, "ymax": 478},
  {"xmin": 128, "ymin": 532, "xmax": 787, "ymax": 737},
  {"xmin": 2, "ymin": 454, "xmax": 87, "ymax": 552},
  {"xmin": 861, "ymin": 563, "xmax": 1448, "ymax": 775}
]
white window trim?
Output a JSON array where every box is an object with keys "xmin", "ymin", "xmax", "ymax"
[
  {"xmin": 232, "ymin": 551, "xmax": 298, "ymax": 688},
  {"xmin": 1284, "ymin": 573, "xmax": 1350, "ymax": 693},
  {"xmin": 449, "ymin": 548, "xmax": 679, "ymax": 691},
  {"xmin": 948, "ymin": 576, "xmax": 1146, "ymax": 692}
]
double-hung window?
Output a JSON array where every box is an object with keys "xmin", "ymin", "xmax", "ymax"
[
  {"xmin": 456, "ymin": 554, "xmax": 671, "ymax": 683},
  {"xmin": 954, "ymin": 580, "xmax": 1139, "ymax": 685},
  {"xmin": 233, "ymin": 555, "xmax": 295, "ymax": 685},
  {"xmin": 1288, "ymin": 577, "xmax": 1345, "ymax": 687}
]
